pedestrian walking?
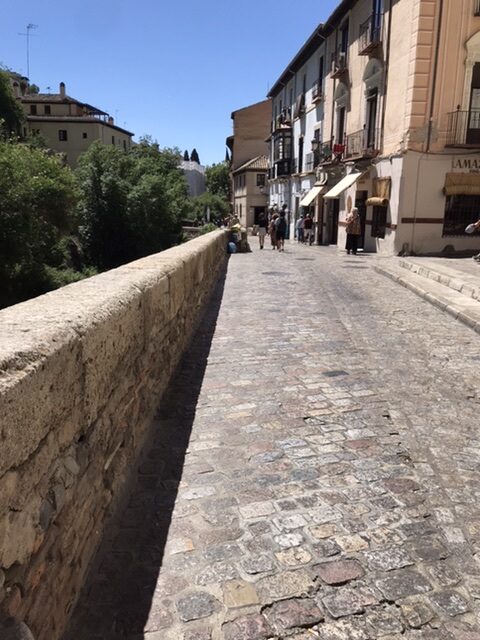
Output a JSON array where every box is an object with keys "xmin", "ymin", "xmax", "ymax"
[
  {"xmin": 303, "ymin": 212, "xmax": 314, "ymax": 245},
  {"xmin": 275, "ymin": 211, "xmax": 287, "ymax": 252},
  {"xmin": 257, "ymin": 211, "xmax": 268, "ymax": 249},
  {"xmin": 345, "ymin": 207, "xmax": 361, "ymax": 255},
  {"xmin": 296, "ymin": 215, "xmax": 304, "ymax": 243},
  {"xmin": 269, "ymin": 212, "xmax": 279, "ymax": 249},
  {"xmin": 466, "ymin": 218, "xmax": 480, "ymax": 261}
]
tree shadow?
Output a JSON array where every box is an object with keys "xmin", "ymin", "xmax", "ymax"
[{"xmin": 63, "ymin": 262, "xmax": 229, "ymax": 640}]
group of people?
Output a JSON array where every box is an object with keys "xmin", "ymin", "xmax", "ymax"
[
  {"xmin": 255, "ymin": 204, "xmax": 363, "ymax": 255},
  {"xmin": 257, "ymin": 206, "xmax": 288, "ymax": 251},
  {"xmin": 295, "ymin": 213, "xmax": 315, "ymax": 245}
]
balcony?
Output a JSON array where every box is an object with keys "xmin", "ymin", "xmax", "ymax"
[
  {"xmin": 358, "ymin": 14, "xmax": 383, "ymax": 55},
  {"xmin": 271, "ymin": 108, "xmax": 292, "ymax": 133},
  {"xmin": 331, "ymin": 49, "xmax": 348, "ymax": 79},
  {"xmin": 311, "ymin": 81, "xmax": 324, "ymax": 104},
  {"xmin": 274, "ymin": 159, "xmax": 292, "ymax": 178},
  {"xmin": 345, "ymin": 127, "xmax": 381, "ymax": 158},
  {"xmin": 446, "ymin": 108, "xmax": 480, "ymax": 146}
]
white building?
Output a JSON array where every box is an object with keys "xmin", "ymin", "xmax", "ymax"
[{"xmin": 180, "ymin": 160, "xmax": 206, "ymax": 197}]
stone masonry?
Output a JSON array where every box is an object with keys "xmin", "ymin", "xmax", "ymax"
[
  {"xmin": 0, "ymin": 231, "xmax": 228, "ymax": 640},
  {"xmin": 64, "ymin": 242, "xmax": 480, "ymax": 639}
]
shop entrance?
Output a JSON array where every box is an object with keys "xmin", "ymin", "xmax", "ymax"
[
  {"xmin": 355, "ymin": 191, "xmax": 368, "ymax": 249},
  {"xmin": 328, "ymin": 200, "xmax": 339, "ymax": 245}
]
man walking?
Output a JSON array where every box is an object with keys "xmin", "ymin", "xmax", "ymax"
[{"xmin": 303, "ymin": 212, "xmax": 314, "ymax": 245}]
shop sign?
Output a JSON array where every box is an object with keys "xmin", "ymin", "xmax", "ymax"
[{"xmin": 451, "ymin": 157, "xmax": 480, "ymax": 172}]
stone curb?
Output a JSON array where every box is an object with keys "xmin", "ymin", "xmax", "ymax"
[
  {"xmin": 373, "ymin": 264, "xmax": 480, "ymax": 336},
  {"xmin": 398, "ymin": 259, "xmax": 480, "ymax": 302}
]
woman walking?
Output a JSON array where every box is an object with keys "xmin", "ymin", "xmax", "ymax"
[
  {"xmin": 269, "ymin": 212, "xmax": 278, "ymax": 249},
  {"xmin": 345, "ymin": 207, "xmax": 361, "ymax": 255},
  {"xmin": 257, "ymin": 212, "xmax": 268, "ymax": 249}
]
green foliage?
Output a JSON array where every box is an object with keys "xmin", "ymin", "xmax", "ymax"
[
  {"xmin": 190, "ymin": 148, "xmax": 200, "ymax": 164},
  {"xmin": 205, "ymin": 161, "xmax": 230, "ymax": 201},
  {"xmin": 188, "ymin": 192, "xmax": 229, "ymax": 221},
  {"xmin": 27, "ymin": 84, "xmax": 40, "ymax": 95},
  {"xmin": 199, "ymin": 223, "xmax": 218, "ymax": 234},
  {"xmin": 0, "ymin": 141, "xmax": 78, "ymax": 307},
  {"xmin": 76, "ymin": 140, "xmax": 188, "ymax": 270},
  {"xmin": 43, "ymin": 265, "xmax": 97, "ymax": 289},
  {"xmin": 0, "ymin": 71, "xmax": 25, "ymax": 138}
]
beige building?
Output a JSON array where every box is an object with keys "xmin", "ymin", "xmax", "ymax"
[
  {"xmin": 268, "ymin": 0, "xmax": 480, "ymax": 255},
  {"xmin": 227, "ymin": 99, "xmax": 271, "ymax": 227},
  {"xmin": 14, "ymin": 81, "xmax": 134, "ymax": 166},
  {"xmin": 232, "ymin": 156, "xmax": 269, "ymax": 227}
]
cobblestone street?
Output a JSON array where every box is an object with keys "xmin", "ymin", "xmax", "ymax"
[{"xmin": 65, "ymin": 240, "xmax": 480, "ymax": 640}]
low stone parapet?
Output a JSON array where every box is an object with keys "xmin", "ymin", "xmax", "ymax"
[{"xmin": 0, "ymin": 230, "xmax": 227, "ymax": 640}]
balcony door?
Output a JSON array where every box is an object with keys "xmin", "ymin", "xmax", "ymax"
[
  {"xmin": 372, "ymin": 0, "xmax": 383, "ymax": 33},
  {"xmin": 467, "ymin": 63, "xmax": 480, "ymax": 144},
  {"xmin": 366, "ymin": 88, "xmax": 378, "ymax": 149}
]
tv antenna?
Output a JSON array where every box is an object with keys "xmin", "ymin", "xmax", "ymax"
[{"xmin": 18, "ymin": 23, "xmax": 38, "ymax": 78}]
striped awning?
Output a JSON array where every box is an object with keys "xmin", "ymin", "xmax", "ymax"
[
  {"xmin": 323, "ymin": 173, "xmax": 363, "ymax": 199},
  {"xmin": 299, "ymin": 185, "xmax": 326, "ymax": 207}
]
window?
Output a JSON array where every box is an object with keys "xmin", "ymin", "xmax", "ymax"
[
  {"xmin": 298, "ymin": 137, "xmax": 304, "ymax": 173},
  {"xmin": 443, "ymin": 194, "xmax": 480, "ymax": 235},
  {"xmin": 58, "ymin": 130, "xmax": 68, "ymax": 141},
  {"xmin": 371, "ymin": 206, "xmax": 387, "ymax": 238},
  {"xmin": 257, "ymin": 174, "xmax": 266, "ymax": 187},
  {"xmin": 341, "ymin": 21, "xmax": 349, "ymax": 54},
  {"xmin": 44, "ymin": 105, "xmax": 51, "ymax": 115},
  {"xmin": 319, "ymin": 56, "xmax": 324, "ymax": 86},
  {"xmin": 30, "ymin": 105, "xmax": 37, "ymax": 115},
  {"xmin": 366, "ymin": 88, "xmax": 379, "ymax": 148},
  {"xmin": 111, "ymin": 135, "xmax": 115, "ymax": 145},
  {"xmin": 83, "ymin": 132, "xmax": 88, "ymax": 139},
  {"xmin": 337, "ymin": 107, "xmax": 346, "ymax": 144},
  {"xmin": 123, "ymin": 140, "xmax": 127, "ymax": 150}
]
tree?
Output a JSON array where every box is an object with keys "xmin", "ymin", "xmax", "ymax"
[
  {"xmin": 0, "ymin": 141, "xmax": 77, "ymax": 306},
  {"xmin": 76, "ymin": 140, "xmax": 189, "ymax": 270},
  {"xmin": 188, "ymin": 192, "xmax": 229, "ymax": 221},
  {"xmin": 205, "ymin": 161, "xmax": 230, "ymax": 201},
  {"xmin": 0, "ymin": 71, "xmax": 25, "ymax": 138},
  {"xmin": 27, "ymin": 84, "xmax": 40, "ymax": 95},
  {"xmin": 190, "ymin": 148, "xmax": 200, "ymax": 164},
  {"xmin": 183, "ymin": 149, "xmax": 190, "ymax": 161}
]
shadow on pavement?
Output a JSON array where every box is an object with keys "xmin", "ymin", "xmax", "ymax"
[{"xmin": 63, "ymin": 264, "xmax": 229, "ymax": 640}]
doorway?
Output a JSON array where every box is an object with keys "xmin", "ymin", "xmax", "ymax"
[
  {"xmin": 328, "ymin": 200, "xmax": 339, "ymax": 245},
  {"xmin": 355, "ymin": 191, "xmax": 368, "ymax": 249}
]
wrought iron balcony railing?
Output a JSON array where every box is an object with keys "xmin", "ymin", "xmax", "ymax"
[
  {"xmin": 359, "ymin": 14, "xmax": 383, "ymax": 55},
  {"xmin": 331, "ymin": 48, "xmax": 348, "ymax": 79},
  {"xmin": 345, "ymin": 127, "xmax": 381, "ymax": 158},
  {"xmin": 446, "ymin": 108, "xmax": 480, "ymax": 146},
  {"xmin": 311, "ymin": 81, "xmax": 324, "ymax": 103}
]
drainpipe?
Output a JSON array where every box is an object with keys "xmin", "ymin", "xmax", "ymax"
[
  {"xmin": 426, "ymin": 0, "xmax": 444, "ymax": 152},
  {"xmin": 379, "ymin": 0, "xmax": 393, "ymax": 151}
]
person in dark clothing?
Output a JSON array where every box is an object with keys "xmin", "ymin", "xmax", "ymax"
[
  {"xmin": 345, "ymin": 207, "xmax": 361, "ymax": 255},
  {"xmin": 257, "ymin": 212, "xmax": 268, "ymax": 249},
  {"xmin": 275, "ymin": 212, "xmax": 287, "ymax": 252}
]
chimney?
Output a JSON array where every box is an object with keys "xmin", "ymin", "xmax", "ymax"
[
  {"xmin": 59, "ymin": 82, "xmax": 66, "ymax": 98},
  {"xmin": 108, "ymin": 116, "xmax": 114, "ymax": 125}
]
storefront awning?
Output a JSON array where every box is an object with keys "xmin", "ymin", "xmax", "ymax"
[
  {"xmin": 323, "ymin": 172, "xmax": 363, "ymax": 199},
  {"xmin": 444, "ymin": 172, "xmax": 480, "ymax": 196},
  {"xmin": 299, "ymin": 185, "xmax": 326, "ymax": 207},
  {"xmin": 366, "ymin": 177, "xmax": 391, "ymax": 207}
]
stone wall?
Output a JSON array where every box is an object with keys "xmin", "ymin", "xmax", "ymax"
[{"xmin": 0, "ymin": 231, "xmax": 227, "ymax": 640}]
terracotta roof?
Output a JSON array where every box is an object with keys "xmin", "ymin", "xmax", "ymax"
[
  {"xmin": 232, "ymin": 155, "xmax": 269, "ymax": 174},
  {"xmin": 21, "ymin": 94, "xmax": 108, "ymax": 116}
]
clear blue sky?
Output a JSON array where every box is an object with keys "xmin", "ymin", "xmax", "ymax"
[{"xmin": 2, "ymin": 0, "xmax": 338, "ymax": 165}]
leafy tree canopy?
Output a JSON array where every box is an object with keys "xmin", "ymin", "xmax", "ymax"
[
  {"xmin": 188, "ymin": 192, "xmax": 229, "ymax": 221},
  {"xmin": 0, "ymin": 71, "xmax": 25, "ymax": 138},
  {"xmin": 205, "ymin": 161, "xmax": 230, "ymax": 201}
]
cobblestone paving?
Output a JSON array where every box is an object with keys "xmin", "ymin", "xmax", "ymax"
[{"xmin": 65, "ymin": 242, "xmax": 480, "ymax": 640}]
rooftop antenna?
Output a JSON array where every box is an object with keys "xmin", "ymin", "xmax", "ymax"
[{"xmin": 18, "ymin": 23, "xmax": 38, "ymax": 78}]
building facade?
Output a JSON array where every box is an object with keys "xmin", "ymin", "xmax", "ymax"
[
  {"xmin": 268, "ymin": 0, "xmax": 480, "ymax": 255},
  {"xmin": 227, "ymin": 100, "xmax": 271, "ymax": 228},
  {"xmin": 180, "ymin": 160, "xmax": 206, "ymax": 197},
  {"xmin": 13, "ymin": 81, "xmax": 134, "ymax": 166},
  {"xmin": 232, "ymin": 156, "xmax": 269, "ymax": 227}
]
